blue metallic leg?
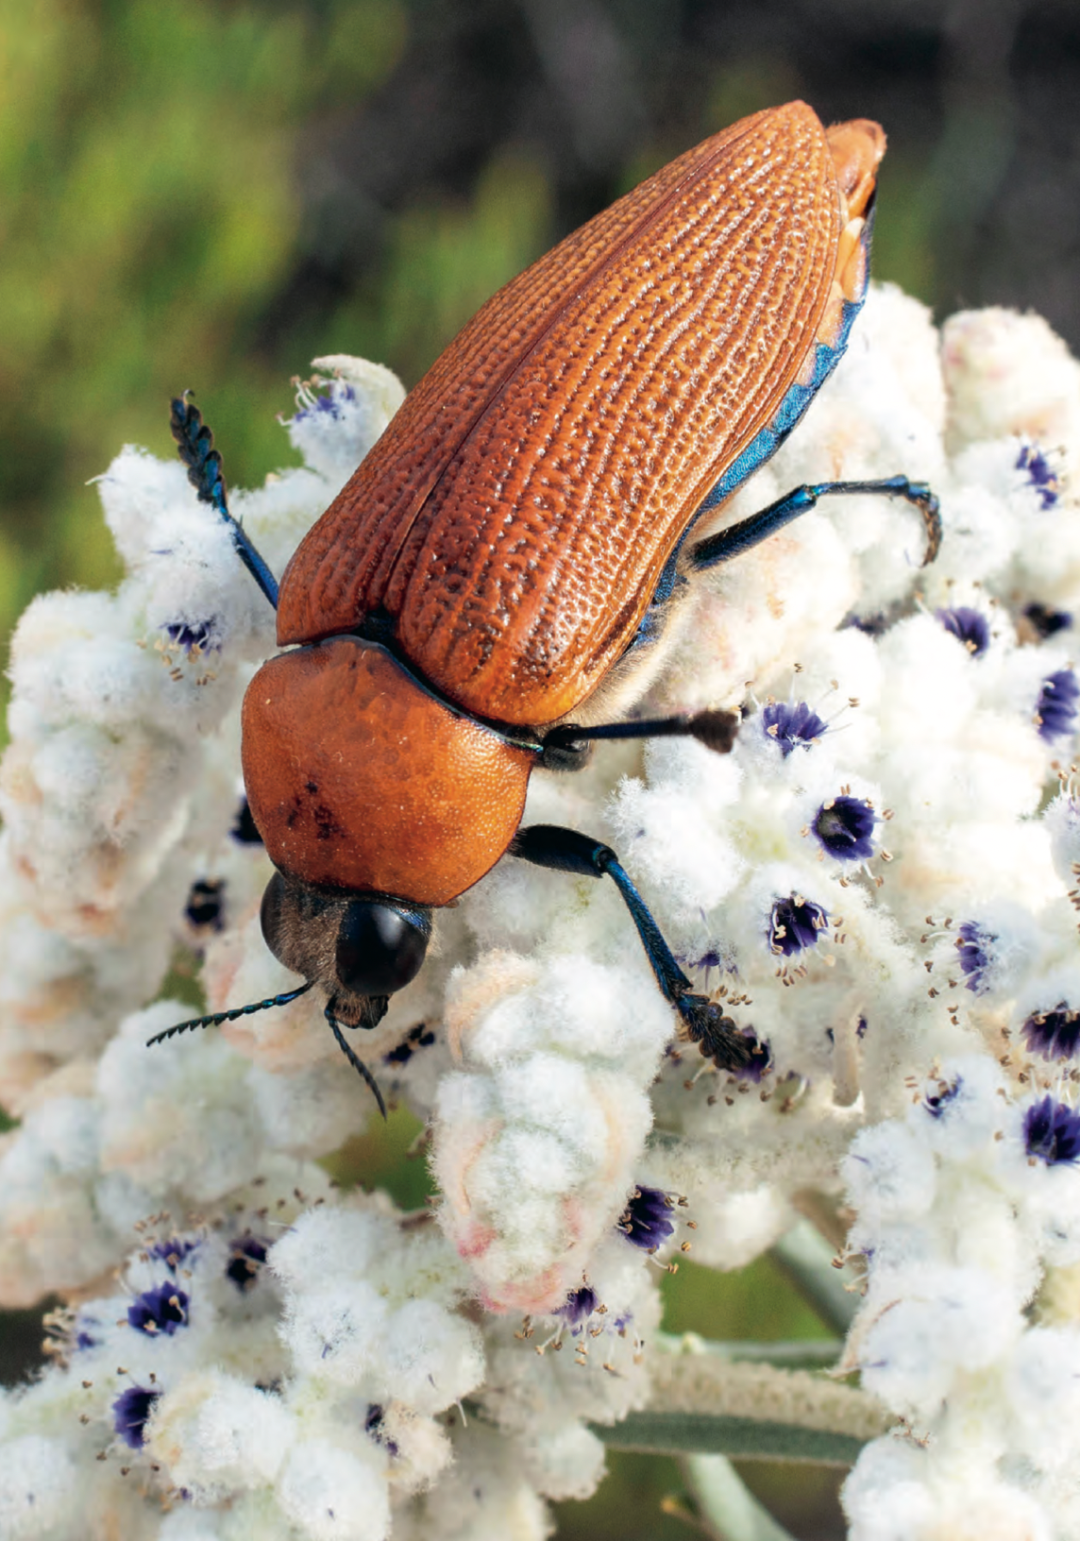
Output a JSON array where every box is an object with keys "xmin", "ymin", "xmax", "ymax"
[
  {"xmin": 689, "ymin": 475, "xmax": 941, "ymax": 572},
  {"xmin": 170, "ymin": 394, "xmax": 280, "ymax": 609},
  {"xmin": 510, "ymin": 824, "xmax": 764, "ymax": 1073},
  {"xmin": 541, "ymin": 708, "xmax": 739, "ymax": 767}
]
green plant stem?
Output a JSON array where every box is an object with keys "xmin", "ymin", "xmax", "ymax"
[
  {"xmin": 654, "ymin": 1333, "xmax": 842, "ymax": 1369},
  {"xmin": 769, "ymin": 1219, "xmax": 861, "ymax": 1335},
  {"xmin": 681, "ymin": 1453, "xmax": 799, "ymax": 1541}
]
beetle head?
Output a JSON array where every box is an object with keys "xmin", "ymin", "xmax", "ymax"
[{"xmin": 259, "ymin": 870, "xmax": 431, "ymax": 1030}]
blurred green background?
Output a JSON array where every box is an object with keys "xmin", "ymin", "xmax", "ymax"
[{"xmin": 4, "ymin": 0, "xmax": 1079, "ymax": 1533}]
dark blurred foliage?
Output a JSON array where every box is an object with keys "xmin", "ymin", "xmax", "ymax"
[
  {"xmin": 5, "ymin": 1, "xmax": 1080, "ymax": 1533},
  {"xmin": 7, "ymin": 0, "xmax": 1080, "ymax": 692}
]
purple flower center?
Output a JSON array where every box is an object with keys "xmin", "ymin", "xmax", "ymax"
[
  {"xmin": 184, "ymin": 879, "xmax": 224, "ymax": 933},
  {"xmin": 761, "ymin": 700, "xmax": 826, "ymax": 756},
  {"xmin": 113, "ymin": 1385, "xmax": 162, "ymax": 1449},
  {"xmin": 74, "ymin": 1314, "xmax": 101, "ymax": 1352},
  {"xmin": 231, "ymin": 796, "xmax": 263, "ymax": 845},
  {"xmin": 1024, "ymin": 603, "xmax": 1073, "ymax": 640},
  {"xmin": 734, "ymin": 1032, "xmax": 773, "ymax": 1083},
  {"xmin": 384, "ymin": 1023, "xmax": 437, "ymax": 1067},
  {"xmin": 813, "ymin": 796, "xmax": 876, "ymax": 860},
  {"xmin": 557, "ymin": 1285, "xmax": 599, "ymax": 1327},
  {"xmin": 128, "ymin": 1283, "xmax": 189, "ymax": 1336},
  {"xmin": 162, "ymin": 619, "xmax": 219, "ymax": 655},
  {"xmin": 1036, "ymin": 669, "xmax": 1079, "ymax": 742},
  {"xmin": 1022, "ymin": 1003, "xmax": 1080, "ymax": 1062},
  {"xmin": 1017, "ymin": 443, "xmax": 1059, "ymax": 509},
  {"xmin": 955, "ymin": 922, "xmax": 994, "ymax": 995},
  {"xmin": 364, "ymin": 1403, "xmax": 401, "ymax": 1457},
  {"xmin": 619, "ymin": 1186, "xmax": 676, "ymax": 1250},
  {"xmin": 678, "ymin": 946, "xmax": 723, "ymax": 973},
  {"xmin": 148, "ymin": 1237, "xmax": 200, "ymax": 1273},
  {"xmin": 769, "ymin": 894, "xmax": 828, "ymax": 956},
  {"xmin": 936, "ymin": 607, "xmax": 990, "ymax": 657},
  {"xmin": 294, "ymin": 382, "xmax": 357, "ymax": 422},
  {"xmin": 1024, "ymin": 1095, "xmax": 1080, "ymax": 1165},
  {"xmin": 924, "ymin": 1074, "xmax": 962, "ymax": 1118},
  {"xmin": 226, "ymin": 1236, "xmax": 269, "ymax": 1292}
]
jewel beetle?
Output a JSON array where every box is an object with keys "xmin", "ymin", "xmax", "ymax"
[{"xmin": 153, "ymin": 101, "xmax": 939, "ymax": 1113}]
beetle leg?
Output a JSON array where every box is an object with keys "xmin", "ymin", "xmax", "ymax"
[
  {"xmin": 170, "ymin": 393, "xmax": 281, "ymax": 609},
  {"xmin": 509, "ymin": 824, "xmax": 760, "ymax": 1073},
  {"xmin": 689, "ymin": 474, "xmax": 941, "ymax": 570}
]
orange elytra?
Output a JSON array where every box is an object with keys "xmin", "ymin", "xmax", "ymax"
[{"xmin": 159, "ymin": 102, "xmax": 939, "ymax": 1108}]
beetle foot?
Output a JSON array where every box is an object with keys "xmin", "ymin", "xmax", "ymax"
[{"xmin": 675, "ymin": 994, "xmax": 771, "ymax": 1076}]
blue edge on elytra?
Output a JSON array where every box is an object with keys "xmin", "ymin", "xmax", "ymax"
[{"xmin": 633, "ymin": 209, "xmax": 874, "ymax": 646}]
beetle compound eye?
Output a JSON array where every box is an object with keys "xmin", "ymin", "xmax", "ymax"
[{"xmin": 335, "ymin": 902, "xmax": 429, "ymax": 997}]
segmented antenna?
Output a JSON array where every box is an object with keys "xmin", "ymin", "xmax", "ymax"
[
  {"xmin": 169, "ymin": 392, "xmax": 280, "ymax": 610},
  {"xmin": 146, "ymin": 981, "xmax": 314, "ymax": 1046},
  {"xmin": 325, "ymin": 1006, "xmax": 388, "ymax": 1121}
]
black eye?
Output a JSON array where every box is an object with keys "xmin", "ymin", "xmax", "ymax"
[{"xmin": 335, "ymin": 902, "xmax": 430, "ymax": 997}]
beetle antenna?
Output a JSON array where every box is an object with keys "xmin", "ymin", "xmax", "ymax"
[
  {"xmin": 324, "ymin": 1006, "xmax": 388, "ymax": 1121},
  {"xmin": 146, "ymin": 981, "xmax": 314, "ymax": 1047},
  {"xmin": 169, "ymin": 392, "xmax": 280, "ymax": 611}
]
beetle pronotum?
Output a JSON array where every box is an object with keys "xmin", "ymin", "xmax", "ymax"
[{"xmin": 152, "ymin": 102, "xmax": 939, "ymax": 1112}]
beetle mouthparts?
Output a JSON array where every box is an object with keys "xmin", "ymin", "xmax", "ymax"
[{"xmin": 329, "ymin": 994, "xmax": 389, "ymax": 1032}]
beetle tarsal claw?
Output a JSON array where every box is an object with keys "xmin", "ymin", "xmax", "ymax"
[{"xmin": 915, "ymin": 487, "xmax": 943, "ymax": 566}]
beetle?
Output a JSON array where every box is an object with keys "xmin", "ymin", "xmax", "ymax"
[{"xmin": 152, "ymin": 102, "xmax": 939, "ymax": 1112}]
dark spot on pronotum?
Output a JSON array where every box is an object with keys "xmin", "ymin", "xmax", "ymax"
[{"xmin": 313, "ymin": 805, "xmax": 345, "ymax": 840}]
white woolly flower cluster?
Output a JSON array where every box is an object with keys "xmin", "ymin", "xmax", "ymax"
[
  {"xmin": 840, "ymin": 1054, "xmax": 1080, "ymax": 1540},
  {"xmin": 3, "ymin": 288, "xmax": 1080, "ymax": 1537}
]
